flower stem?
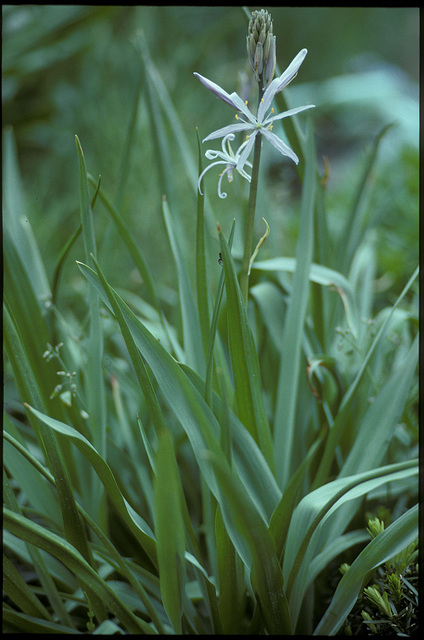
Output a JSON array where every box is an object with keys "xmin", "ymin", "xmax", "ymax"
[{"xmin": 240, "ymin": 84, "xmax": 263, "ymax": 304}]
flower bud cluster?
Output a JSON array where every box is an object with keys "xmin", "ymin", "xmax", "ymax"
[{"xmin": 246, "ymin": 9, "xmax": 276, "ymax": 86}]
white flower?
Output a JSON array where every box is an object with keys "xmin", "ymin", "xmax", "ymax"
[
  {"xmin": 194, "ymin": 48, "xmax": 315, "ymax": 169},
  {"xmin": 197, "ymin": 133, "xmax": 252, "ymax": 199}
]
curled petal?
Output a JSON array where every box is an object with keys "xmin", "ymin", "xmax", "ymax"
[
  {"xmin": 197, "ymin": 160, "xmax": 227, "ymax": 195},
  {"xmin": 217, "ymin": 166, "xmax": 233, "ymax": 198}
]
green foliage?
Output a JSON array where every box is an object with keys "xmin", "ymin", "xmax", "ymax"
[
  {"xmin": 3, "ymin": 6, "xmax": 418, "ymax": 635},
  {"xmin": 341, "ymin": 514, "xmax": 418, "ymax": 635}
]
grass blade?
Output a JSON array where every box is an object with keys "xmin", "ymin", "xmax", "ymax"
[
  {"xmin": 215, "ymin": 506, "xmax": 243, "ymax": 634},
  {"xmin": 338, "ymin": 123, "xmax": 394, "ymax": 275},
  {"xmin": 253, "ymin": 258, "xmax": 359, "ymax": 339},
  {"xmin": 89, "ymin": 254, "xmax": 168, "ymax": 437},
  {"xmin": 3, "ymin": 304, "xmax": 106, "ymax": 620},
  {"xmin": 87, "ymin": 173, "xmax": 160, "ymax": 312},
  {"xmin": 3, "ymin": 553, "xmax": 52, "ymax": 621},
  {"xmin": 204, "ymin": 221, "xmax": 235, "ymax": 408},
  {"xmin": 3, "ymin": 126, "xmax": 51, "ymax": 299},
  {"xmin": 4, "ymin": 428, "xmax": 165, "ymax": 633}
]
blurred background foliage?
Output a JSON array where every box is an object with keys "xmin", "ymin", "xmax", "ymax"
[{"xmin": 2, "ymin": 5, "xmax": 419, "ymax": 310}]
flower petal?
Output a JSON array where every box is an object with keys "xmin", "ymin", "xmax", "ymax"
[
  {"xmin": 264, "ymin": 103, "xmax": 315, "ymax": 126},
  {"xmin": 261, "ymin": 128, "xmax": 299, "ymax": 164},
  {"xmin": 197, "ymin": 160, "xmax": 228, "ymax": 195},
  {"xmin": 193, "ymin": 72, "xmax": 238, "ymax": 109},
  {"xmin": 202, "ymin": 122, "xmax": 252, "ymax": 143},
  {"xmin": 259, "ymin": 48, "xmax": 308, "ymax": 118},
  {"xmin": 194, "ymin": 73, "xmax": 254, "ymax": 121},
  {"xmin": 236, "ymin": 132, "xmax": 257, "ymax": 173}
]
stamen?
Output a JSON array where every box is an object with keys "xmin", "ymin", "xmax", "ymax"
[
  {"xmin": 261, "ymin": 98, "xmax": 264, "ymax": 104},
  {"xmin": 269, "ymin": 124, "xmax": 273, "ymax": 131},
  {"xmin": 246, "ymin": 135, "xmax": 249, "ymax": 141},
  {"xmin": 235, "ymin": 113, "xmax": 239, "ymax": 120},
  {"xmin": 271, "ymin": 107, "xmax": 274, "ymax": 114},
  {"xmin": 244, "ymin": 100, "xmax": 248, "ymax": 106}
]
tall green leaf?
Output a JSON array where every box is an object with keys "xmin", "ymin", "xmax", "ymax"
[
  {"xmin": 154, "ymin": 430, "xmax": 187, "ymax": 634},
  {"xmin": 274, "ymin": 117, "xmax": 316, "ymax": 490},
  {"xmin": 75, "ymin": 136, "xmax": 106, "ymax": 466},
  {"xmin": 205, "ymin": 451, "xmax": 291, "ymax": 635},
  {"xmin": 3, "ymin": 126, "xmax": 50, "ymax": 299},
  {"xmin": 219, "ymin": 228, "xmax": 274, "ymax": 473}
]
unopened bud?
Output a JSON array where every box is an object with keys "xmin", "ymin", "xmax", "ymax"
[
  {"xmin": 247, "ymin": 10, "xmax": 275, "ymax": 84},
  {"xmin": 264, "ymin": 35, "xmax": 276, "ymax": 86},
  {"xmin": 253, "ymin": 41, "xmax": 264, "ymax": 80}
]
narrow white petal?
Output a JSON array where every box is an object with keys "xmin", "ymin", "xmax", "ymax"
[
  {"xmin": 202, "ymin": 122, "xmax": 252, "ymax": 143},
  {"xmin": 261, "ymin": 129, "xmax": 299, "ymax": 164},
  {"xmin": 194, "ymin": 73, "xmax": 256, "ymax": 123},
  {"xmin": 194, "ymin": 72, "xmax": 238, "ymax": 109},
  {"xmin": 259, "ymin": 48, "xmax": 308, "ymax": 118},
  {"xmin": 264, "ymin": 104, "xmax": 315, "ymax": 125},
  {"xmin": 236, "ymin": 133, "xmax": 257, "ymax": 173}
]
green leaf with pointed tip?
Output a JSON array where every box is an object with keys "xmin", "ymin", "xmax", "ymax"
[
  {"xmin": 312, "ymin": 266, "xmax": 419, "ymax": 489},
  {"xmin": 3, "ymin": 126, "xmax": 51, "ymax": 300}
]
